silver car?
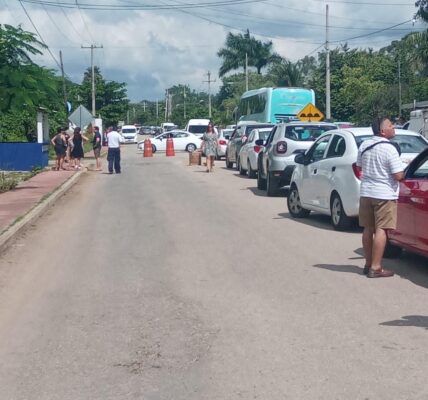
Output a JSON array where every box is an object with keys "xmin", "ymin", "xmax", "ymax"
[{"xmin": 257, "ymin": 122, "xmax": 337, "ymax": 196}]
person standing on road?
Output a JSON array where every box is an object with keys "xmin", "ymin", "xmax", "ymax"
[
  {"xmin": 51, "ymin": 127, "xmax": 67, "ymax": 171},
  {"xmin": 107, "ymin": 125, "xmax": 124, "ymax": 174},
  {"xmin": 92, "ymin": 126, "xmax": 102, "ymax": 171},
  {"xmin": 70, "ymin": 127, "xmax": 89, "ymax": 170},
  {"xmin": 357, "ymin": 117, "xmax": 405, "ymax": 278},
  {"xmin": 201, "ymin": 122, "xmax": 218, "ymax": 173}
]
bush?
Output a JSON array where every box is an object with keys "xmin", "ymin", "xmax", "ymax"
[{"xmin": 0, "ymin": 172, "xmax": 19, "ymax": 192}]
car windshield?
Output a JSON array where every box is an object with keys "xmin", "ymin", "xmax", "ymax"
[
  {"xmin": 355, "ymin": 134, "xmax": 428, "ymax": 153},
  {"xmin": 122, "ymin": 128, "xmax": 136, "ymax": 134},
  {"xmin": 284, "ymin": 125, "xmax": 336, "ymax": 141},
  {"xmin": 189, "ymin": 125, "xmax": 208, "ymax": 134},
  {"xmin": 219, "ymin": 130, "xmax": 233, "ymax": 138}
]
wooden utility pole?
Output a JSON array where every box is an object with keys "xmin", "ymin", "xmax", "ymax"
[{"xmin": 59, "ymin": 50, "xmax": 68, "ymax": 120}]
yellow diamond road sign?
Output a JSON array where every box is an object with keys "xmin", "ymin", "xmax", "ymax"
[{"xmin": 297, "ymin": 103, "xmax": 324, "ymax": 122}]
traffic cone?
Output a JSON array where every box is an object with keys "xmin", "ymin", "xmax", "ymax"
[
  {"xmin": 143, "ymin": 138, "xmax": 153, "ymax": 157},
  {"xmin": 166, "ymin": 137, "xmax": 175, "ymax": 156}
]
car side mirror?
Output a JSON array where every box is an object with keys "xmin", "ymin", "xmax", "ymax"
[
  {"xmin": 294, "ymin": 153, "xmax": 306, "ymax": 165},
  {"xmin": 255, "ymin": 139, "xmax": 264, "ymax": 146}
]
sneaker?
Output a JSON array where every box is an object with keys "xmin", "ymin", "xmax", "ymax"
[{"xmin": 367, "ymin": 268, "xmax": 394, "ymax": 278}]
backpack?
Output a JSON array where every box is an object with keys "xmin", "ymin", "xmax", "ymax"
[{"xmin": 361, "ymin": 140, "xmax": 401, "ymax": 157}]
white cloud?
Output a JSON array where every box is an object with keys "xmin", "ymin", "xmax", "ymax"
[{"xmin": 1, "ymin": 0, "xmax": 424, "ymax": 101}]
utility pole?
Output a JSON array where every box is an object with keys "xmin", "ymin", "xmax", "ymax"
[
  {"xmin": 156, "ymin": 99, "xmax": 159, "ymax": 125},
  {"xmin": 81, "ymin": 44, "xmax": 103, "ymax": 117},
  {"xmin": 165, "ymin": 89, "xmax": 168, "ymax": 121},
  {"xmin": 143, "ymin": 101, "xmax": 146, "ymax": 112},
  {"xmin": 325, "ymin": 4, "xmax": 331, "ymax": 121},
  {"xmin": 398, "ymin": 56, "xmax": 402, "ymax": 118},
  {"xmin": 59, "ymin": 50, "xmax": 68, "ymax": 120},
  {"xmin": 183, "ymin": 86, "xmax": 187, "ymax": 119},
  {"xmin": 245, "ymin": 53, "xmax": 249, "ymax": 91},
  {"xmin": 203, "ymin": 71, "xmax": 216, "ymax": 119}
]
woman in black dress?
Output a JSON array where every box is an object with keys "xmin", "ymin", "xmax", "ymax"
[
  {"xmin": 50, "ymin": 127, "xmax": 67, "ymax": 170},
  {"xmin": 70, "ymin": 127, "xmax": 89, "ymax": 170}
]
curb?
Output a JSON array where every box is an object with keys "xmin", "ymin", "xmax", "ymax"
[{"xmin": 0, "ymin": 170, "xmax": 84, "ymax": 253}]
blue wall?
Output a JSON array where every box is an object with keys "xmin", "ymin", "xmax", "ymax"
[{"xmin": 0, "ymin": 142, "xmax": 49, "ymax": 171}]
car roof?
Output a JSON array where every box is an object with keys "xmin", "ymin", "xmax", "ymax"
[{"xmin": 280, "ymin": 121, "xmax": 337, "ymax": 126}]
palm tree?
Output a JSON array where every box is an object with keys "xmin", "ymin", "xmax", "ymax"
[
  {"xmin": 268, "ymin": 59, "xmax": 303, "ymax": 87},
  {"xmin": 217, "ymin": 30, "xmax": 280, "ymax": 77},
  {"xmin": 410, "ymin": 0, "xmax": 428, "ymax": 73}
]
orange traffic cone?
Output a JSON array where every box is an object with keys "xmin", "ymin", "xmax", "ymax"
[
  {"xmin": 166, "ymin": 137, "xmax": 175, "ymax": 156},
  {"xmin": 143, "ymin": 138, "xmax": 153, "ymax": 157}
]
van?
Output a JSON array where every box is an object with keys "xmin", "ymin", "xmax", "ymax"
[
  {"xmin": 120, "ymin": 125, "xmax": 138, "ymax": 143},
  {"xmin": 406, "ymin": 109, "xmax": 428, "ymax": 138},
  {"xmin": 185, "ymin": 119, "xmax": 211, "ymax": 137},
  {"xmin": 161, "ymin": 122, "xmax": 177, "ymax": 132}
]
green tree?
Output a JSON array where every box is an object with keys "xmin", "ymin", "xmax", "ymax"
[
  {"xmin": 217, "ymin": 30, "xmax": 280, "ymax": 77},
  {"xmin": 268, "ymin": 59, "xmax": 303, "ymax": 87},
  {"xmin": 78, "ymin": 66, "xmax": 129, "ymax": 126}
]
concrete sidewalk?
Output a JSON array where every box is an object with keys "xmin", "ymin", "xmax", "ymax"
[{"xmin": 0, "ymin": 146, "xmax": 107, "ymax": 251}]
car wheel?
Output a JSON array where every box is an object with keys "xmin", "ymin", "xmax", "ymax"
[
  {"xmin": 238, "ymin": 157, "xmax": 246, "ymax": 175},
  {"xmin": 225, "ymin": 152, "xmax": 233, "ymax": 169},
  {"xmin": 248, "ymin": 159, "xmax": 257, "ymax": 178},
  {"xmin": 266, "ymin": 171, "xmax": 280, "ymax": 197},
  {"xmin": 287, "ymin": 185, "xmax": 310, "ymax": 218},
  {"xmin": 330, "ymin": 193, "xmax": 352, "ymax": 231},
  {"xmin": 257, "ymin": 161, "xmax": 266, "ymax": 190},
  {"xmin": 152, "ymin": 144, "xmax": 157, "ymax": 153},
  {"xmin": 384, "ymin": 241, "xmax": 403, "ymax": 258},
  {"xmin": 186, "ymin": 143, "xmax": 196, "ymax": 152}
]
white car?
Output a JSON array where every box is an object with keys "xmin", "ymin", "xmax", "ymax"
[
  {"xmin": 216, "ymin": 129, "xmax": 233, "ymax": 159},
  {"xmin": 238, "ymin": 127, "xmax": 272, "ymax": 178},
  {"xmin": 137, "ymin": 130, "xmax": 201, "ymax": 153},
  {"xmin": 120, "ymin": 125, "xmax": 138, "ymax": 143},
  {"xmin": 287, "ymin": 128, "xmax": 428, "ymax": 230}
]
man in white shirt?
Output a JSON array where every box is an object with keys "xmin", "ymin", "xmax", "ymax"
[
  {"xmin": 356, "ymin": 117, "xmax": 404, "ymax": 278},
  {"xmin": 107, "ymin": 126, "xmax": 124, "ymax": 174}
]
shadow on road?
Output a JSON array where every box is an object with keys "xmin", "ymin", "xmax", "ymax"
[
  {"xmin": 313, "ymin": 263, "xmax": 363, "ymax": 275},
  {"xmin": 380, "ymin": 315, "xmax": 428, "ymax": 329}
]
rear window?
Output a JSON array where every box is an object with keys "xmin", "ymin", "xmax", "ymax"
[
  {"xmin": 258, "ymin": 130, "xmax": 271, "ymax": 140},
  {"xmin": 122, "ymin": 128, "xmax": 136, "ymax": 134},
  {"xmin": 188, "ymin": 125, "xmax": 208, "ymax": 134},
  {"xmin": 355, "ymin": 134, "xmax": 428, "ymax": 154},
  {"xmin": 284, "ymin": 125, "xmax": 336, "ymax": 141},
  {"xmin": 244, "ymin": 124, "xmax": 274, "ymax": 135}
]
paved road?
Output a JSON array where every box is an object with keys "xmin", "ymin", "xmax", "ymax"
[{"xmin": 0, "ymin": 146, "xmax": 427, "ymax": 399}]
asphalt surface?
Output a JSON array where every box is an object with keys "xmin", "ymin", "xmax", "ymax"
[{"xmin": 0, "ymin": 146, "xmax": 427, "ymax": 399}]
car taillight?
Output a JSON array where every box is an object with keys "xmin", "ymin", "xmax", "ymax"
[
  {"xmin": 253, "ymin": 145, "xmax": 262, "ymax": 153},
  {"xmin": 219, "ymin": 139, "xmax": 227, "ymax": 145},
  {"xmin": 276, "ymin": 141, "xmax": 287, "ymax": 154},
  {"xmin": 352, "ymin": 163, "xmax": 363, "ymax": 179}
]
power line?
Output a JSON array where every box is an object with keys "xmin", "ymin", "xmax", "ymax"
[
  {"xmin": 75, "ymin": 0, "xmax": 95, "ymax": 42},
  {"xmin": 310, "ymin": 0, "xmax": 412, "ymax": 5},
  {"xmin": 17, "ymin": 0, "xmax": 63, "ymax": 70},
  {"xmin": 42, "ymin": 3, "xmax": 80, "ymax": 44},
  {"xmin": 19, "ymin": 0, "xmax": 267, "ymax": 10}
]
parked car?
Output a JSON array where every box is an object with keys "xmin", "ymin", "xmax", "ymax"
[
  {"xmin": 386, "ymin": 147, "xmax": 428, "ymax": 258},
  {"xmin": 238, "ymin": 127, "xmax": 273, "ymax": 178},
  {"xmin": 225, "ymin": 122, "xmax": 274, "ymax": 169},
  {"xmin": 257, "ymin": 122, "xmax": 337, "ymax": 196},
  {"xmin": 287, "ymin": 128, "xmax": 428, "ymax": 230},
  {"xmin": 216, "ymin": 129, "xmax": 233, "ymax": 159},
  {"xmin": 120, "ymin": 125, "xmax": 138, "ymax": 143},
  {"xmin": 137, "ymin": 130, "xmax": 201, "ymax": 153}
]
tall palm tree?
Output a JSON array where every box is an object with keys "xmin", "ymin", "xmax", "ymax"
[
  {"xmin": 268, "ymin": 59, "xmax": 303, "ymax": 87},
  {"xmin": 217, "ymin": 30, "xmax": 280, "ymax": 77},
  {"xmin": 410, "ymin": 0, "xmax": 428, "ymax": 73}
]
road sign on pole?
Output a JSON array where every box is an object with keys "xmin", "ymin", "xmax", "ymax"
[
  {"xmin": 68, "ymin": 105, "xmax": 93, "ymax": 128},
  {"xmin": 297, "ymin": 103, "xmax": 324, "ymax": 122}
]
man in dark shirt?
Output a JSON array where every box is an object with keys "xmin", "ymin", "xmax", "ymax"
[{"xmin": 92, "ymin": 126, "xmax": 102, "ymax": 171}]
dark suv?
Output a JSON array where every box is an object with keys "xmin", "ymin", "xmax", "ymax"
[{"xmin": 225, "ymin": 122, "xmax": 274, "ymax": 169}]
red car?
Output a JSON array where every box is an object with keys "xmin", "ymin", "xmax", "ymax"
[{"xmin": 386, "ymin": 148, "xmax": 428, "ymax": 258}]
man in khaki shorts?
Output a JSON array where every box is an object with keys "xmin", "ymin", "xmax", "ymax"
[{"xmin": 356, "ymin": 117, "xmax": 404, "ymax": 278}]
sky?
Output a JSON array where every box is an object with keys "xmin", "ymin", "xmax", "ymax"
[{"xmin": 0, "ymin": 0, "xmax": 425, "ymax": 102}]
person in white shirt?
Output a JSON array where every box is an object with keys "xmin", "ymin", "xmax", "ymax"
[
  {"xmin": 107, "ymin": 126, "xmax": 124, "ymax": 174},
  {"xmin": 356, "ymin": 117, "xmax": 404, "ymax": 278}
]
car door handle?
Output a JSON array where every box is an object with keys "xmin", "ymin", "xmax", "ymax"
[
  {"xmin": 331, "ymin": 166, "xmax": 336, "ymax": 172},
  {"xmin": 313, "ymin": 169, "xmax": 317, "ymax": 174}
]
